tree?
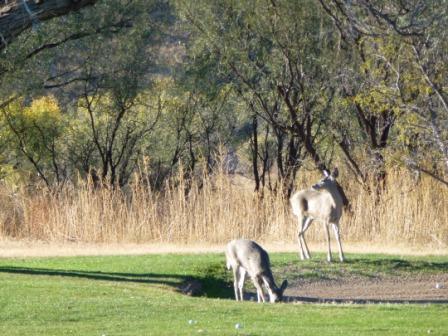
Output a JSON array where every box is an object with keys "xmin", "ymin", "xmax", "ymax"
[
  {"xmin": 0, "ymin": 0, "xmax": 98, "ymax": 50},
  {"xmin": 50, "ymin": 3, "xmax": 167, "ymax": 187},
  {"xmin": 179, "ymin": 0, "xmax": 340, "ymax": 196},
  {"xmin": 328, "ymin": 35, "xmax": 404, "ymax": 189},
  {"xmin": 147, "ymin": 80, "xmax": 238, "ymax": 189},
  {"xmin": 0, "ymin": 0, "xmax": 174, "ymax": 187},
  {"xmin": 319, "ymin": 0, "xmax": 448, "ymax": 185},
  {"xmin": 0, "ymin": 95, "xmax": 67, "ymax": 187}
]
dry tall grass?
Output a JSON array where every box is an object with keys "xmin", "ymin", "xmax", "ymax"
[{"xmin": 0, "ymin": 168, "xmax": 447, "ymax": 249}]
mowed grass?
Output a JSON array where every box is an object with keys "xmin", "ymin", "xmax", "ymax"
[{"xmin": 0, "ymin": 252, "xmax": 447, "ymax": 336}]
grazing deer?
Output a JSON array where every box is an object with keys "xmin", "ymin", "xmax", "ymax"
[
  {"xmin": 225, "ymin": 239, "xmax": 288, "ymax": 303},
  {"xmin": 290, "ymin": 168, "xmax": 346, "ymax": 262}
]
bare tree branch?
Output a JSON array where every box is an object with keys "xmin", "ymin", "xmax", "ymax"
[{"xmin": 0, "ymin": 0, "xmax": 98, "ymax": 50}]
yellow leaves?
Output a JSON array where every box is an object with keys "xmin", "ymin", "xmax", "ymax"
[
  {"xmin": 403, "ymin": 112, "xmax": 420, "ymax": 125},
  {"xmin": 359, "ymin": 58, "xmax": 372, "ymax": 74},
  {"xmin": 353, "ymin": 85, "xmax": 400, "ymax": 115},
  {"xmin": 394, "ymin": 111, "xmax": 425, "ymax": 147},
  {"xmin": 400, "ymin": 70, "xmax": 432, "ymax": 99},
  {"xmin": 24, "ymin": 95, "xmax": 61, "ymax": 122},
  {"xmin": 0, "ymin": 95, "xmax": 65, "ymax": 162},
  {"xmin": 1, "ymin": 95, "xmax": 62, "ymax": 128},
  {"xmin": 424, "ymin": 85, "xmax": 433, "ymax": 96}
]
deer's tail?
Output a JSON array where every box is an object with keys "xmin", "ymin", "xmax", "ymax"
[
  {"xmin": 290, "ymin": 194, "xmax": 308, "ymax": 218},
  {"xmin": 225, "ymin": 250, "xmax": 232, "ymax": 270}
]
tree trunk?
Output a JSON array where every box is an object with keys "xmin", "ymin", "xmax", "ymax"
[
  {"xmin": 250, "ymin": 114, "xmax": 261, "ymax": 192},
  {"xmin": 0, "ymin": 0, "xmax": 97, "ymax": 50}
]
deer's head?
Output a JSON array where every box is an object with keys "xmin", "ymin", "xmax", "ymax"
[
  {"xmin": 269, "ymin": 280, "xmax": 288, "ymax": 303},
  {"xmin": 312, "ymin": 168, "xmax": 339, "ymax": 191}
]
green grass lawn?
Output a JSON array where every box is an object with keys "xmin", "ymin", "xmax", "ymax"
[{"xmin": 0, "ymin": 252, "xmax": 447, "ymax": 335}]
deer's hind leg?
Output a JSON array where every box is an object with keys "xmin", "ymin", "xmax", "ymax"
[
  {"xmin": 297, "ymin": 217, "xmax": 306, "ymax": 260},
  {"xmin": 332, "ymin": 223, "xmax": 345, "ymax": 262},
  {"xmin": 237, "ymin": 267, "xmax": 246, "ymax": 301},
  {"xmin": 298, "ymin": 216, "xmax": 312, "ymax": 260},
  {"xmin": 231, "ymin": 266, "xmax": 239, "ymax": 301},
  {"xmin": 300, "ymin": 217, "xmax": 313, "ymax": 259}
]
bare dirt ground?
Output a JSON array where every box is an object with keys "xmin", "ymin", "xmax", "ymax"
[{"xmin": 285, "ymin": 273, "xmax": 448, "ymax": 303}]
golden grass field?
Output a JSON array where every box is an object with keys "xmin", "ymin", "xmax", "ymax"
[{"xmin": 0, "ymin": 168, "xmax": 447, "ymax": 254}]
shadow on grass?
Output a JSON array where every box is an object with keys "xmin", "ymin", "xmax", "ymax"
[
  {"xmin": 0, "ymin": 266, "xmax": 184, "ymax": 286},
  {"xmin": 0, "ymin": 265, "xmax": 234, "ymax": 299},
  {"xmin": 191, "ymin": 263, "xmax": 234, "ymax": 299}
]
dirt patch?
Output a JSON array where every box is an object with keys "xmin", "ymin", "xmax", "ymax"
[{"xmin": 285, "ymin": 273, "xmax": 448, "ymax": 303}]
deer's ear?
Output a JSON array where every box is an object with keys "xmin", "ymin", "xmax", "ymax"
[
  {"xmin": 323, "ymin": 170, "xmax": 330, "ymax": 177},
  {"xmin": 331, "ymin": 167, "xmax": 339, "ymax": 178}
]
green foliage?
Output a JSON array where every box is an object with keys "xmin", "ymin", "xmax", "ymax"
[
  {"xmin": 19, "ymin": 96, "xmax": 63, "ymax": 151},
  {"xmin": 0, "ymin": 0, "xmax": 447, "ymax": 188},
  {"xmin": 0, "ymin": 96, "xmax": 66, "ymax": 185}
]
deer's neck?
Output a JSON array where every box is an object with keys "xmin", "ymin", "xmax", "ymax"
[
  {"xmin": 261, "ymin": 271, "xmax": 278, "ymax": 292},
  {"xmin": 323, "ymin": 184, "xmax": 343, "ymax": 204}
]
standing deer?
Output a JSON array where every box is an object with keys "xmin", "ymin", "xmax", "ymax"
[
  {"xmin": 290, "ymin": 168, "xmax": 346, "ymax": 262},
  {"xmin": 225, "ymin": 239, "xmax": 288, "ymax": 303}
]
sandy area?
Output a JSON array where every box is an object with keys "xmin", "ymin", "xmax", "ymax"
[{"xmin": 285, "ymin": 273, "xmax": 448, "ymax": 303}]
